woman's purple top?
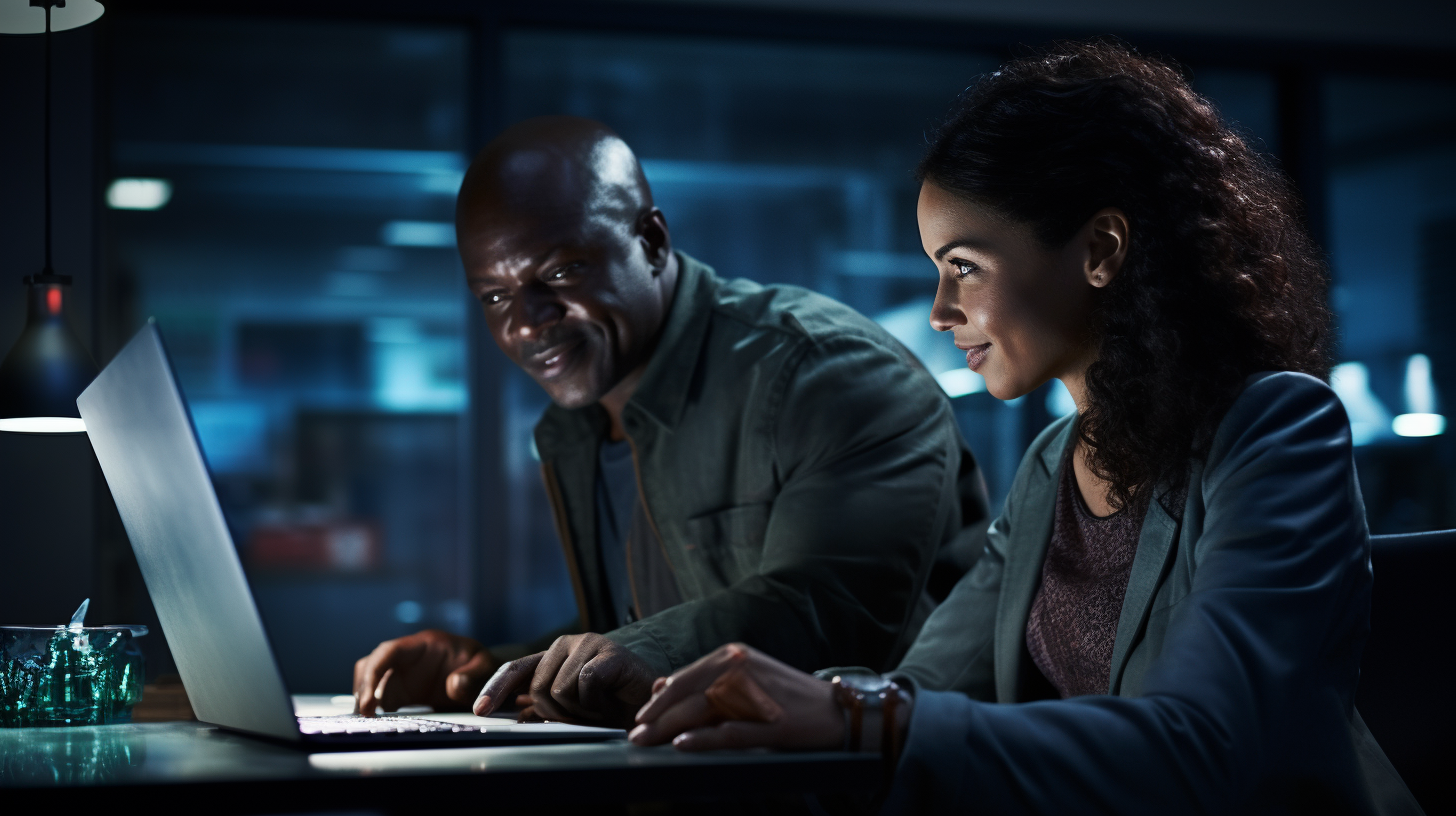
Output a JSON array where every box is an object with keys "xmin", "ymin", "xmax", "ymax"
[{"xmin": 1025, "ymin": 451, "xmax": 1147, "ymax": 698}]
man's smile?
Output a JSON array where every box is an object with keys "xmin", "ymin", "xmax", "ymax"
[{"xmin": 525, "ymin": 337, "xmax": 586, "ymax": 379}]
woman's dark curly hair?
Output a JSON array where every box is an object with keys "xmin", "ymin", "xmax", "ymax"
[{"xmin": 919, "ymin": 41, "xmax": 1332, "ymax": 509}]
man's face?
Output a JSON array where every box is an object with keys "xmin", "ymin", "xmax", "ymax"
[{"xmin": 459, "ymin": 203, "xmax": 665, "ymax": 409}]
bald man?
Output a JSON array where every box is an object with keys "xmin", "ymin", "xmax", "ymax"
[{"xmin": 353, "ymin": 117, "xmax": 989, "ymax": 727}]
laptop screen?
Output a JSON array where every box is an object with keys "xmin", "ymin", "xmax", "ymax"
[{"xmin": 78, "ymin": 321, "xmax": 300, "ymax": 741}]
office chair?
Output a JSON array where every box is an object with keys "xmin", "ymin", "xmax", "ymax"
[{"xmin": 1358, "ymin": 529, "xmax": 1456, "ymax": 816}]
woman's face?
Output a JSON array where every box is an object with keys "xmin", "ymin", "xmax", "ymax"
[{"xmin": 918, "ymin": 181, "xmax": 1119, "ymax": 403}]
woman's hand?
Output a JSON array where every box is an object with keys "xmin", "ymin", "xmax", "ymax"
[{"xmin": 629, "ymin": 643, "xmax": 845, "ymax": 751}]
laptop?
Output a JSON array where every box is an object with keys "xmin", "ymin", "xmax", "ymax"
[{"xmin": 77, "ymin": 321, "xmax": 625, "ymax": 750}]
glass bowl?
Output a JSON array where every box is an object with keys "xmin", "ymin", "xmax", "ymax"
[{"xmin": 0, "ymin": 625, "xmax": 148, "ymax": 727}]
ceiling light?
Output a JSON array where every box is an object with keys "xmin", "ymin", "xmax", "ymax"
[
  {"xmin": 1392, "ymin": 413, "xmax": 1445, "ymax": 438},
  {"xmin": 107, "ymin": 178, "xmax": 173, "ymax": 210},
  {"xmin": 381, "ymin": 220, "xmax": 455, "ymax": 248}
]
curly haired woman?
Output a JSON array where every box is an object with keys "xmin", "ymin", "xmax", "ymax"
[{"xmin": 628, "ymin": 41, "xmax": 1423, "ymax": 815}]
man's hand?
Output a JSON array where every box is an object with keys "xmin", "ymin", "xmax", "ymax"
[
  {"xmin": 628, "ymin": 643, "xmax": 844, "ymax": 751},
  {"xmin": 352, "ymin": 630, "xmax": 495, "ymax": 717},
  {"xmin": 473, "ymin": 633, "xmax": 656, "ymax": 728}
]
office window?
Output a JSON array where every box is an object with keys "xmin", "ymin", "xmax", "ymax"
[
  {"xmin": 496, "ymin": 31, "xmax": 1007, "ymax": 641},
  {"xmin": 1325, "ymin": 76, "xmax": 1456, "ymax": 532},
  {"xmin": 1192, "ymin": 68, "xmax": 1279, "ymax": 158},
  {"xmin": 94, "ymin": 15, "xmax": 1344, "ymax": 678},
  {"xmin": 492, "ymin": 33, "xmax": 1292, "ymax": 642},
  {"xmin": 106, "ymin": 19, "xmax": 472, "ymax": 690}
]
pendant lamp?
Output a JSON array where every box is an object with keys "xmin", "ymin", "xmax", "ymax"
[{"xmin": 0, "ymin": 1, "xmax": 108, "ymax": 433}]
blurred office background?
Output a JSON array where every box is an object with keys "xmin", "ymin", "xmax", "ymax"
[{"xmin": 0, "ymin": 0, "xmax": 1452, "ymax": 692}]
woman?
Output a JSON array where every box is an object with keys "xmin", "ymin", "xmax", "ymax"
[{"xmin": 628, "ymin": 41, "xmax": 1421, "ymax": 815}]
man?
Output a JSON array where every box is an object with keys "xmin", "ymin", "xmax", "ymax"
[{"xmin": 353, "ymin": 116, "xmax": 988, "ymax": 726}]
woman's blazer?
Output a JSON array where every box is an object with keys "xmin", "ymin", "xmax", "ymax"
[{"xmin": 885, "ymin": 372, "xmax": 1421, "ymax": 815}]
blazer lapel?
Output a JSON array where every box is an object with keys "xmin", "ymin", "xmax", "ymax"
[
  {"xmin": 993, "ymin": 419, "xmax": 1072, "ymax": 702},
  {"xmin": 1107, "ymin": 490, "xmax": 1181, "ymax": 694}
]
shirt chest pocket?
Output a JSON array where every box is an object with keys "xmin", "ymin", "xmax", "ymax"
[{"xmin": 679, "ymin": 502, "xmax": 773, "ymax": 594}]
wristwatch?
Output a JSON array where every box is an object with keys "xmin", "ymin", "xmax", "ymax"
[{"xmin": 830, "ymin": 673, "xmax": 913, "ymax": 764}]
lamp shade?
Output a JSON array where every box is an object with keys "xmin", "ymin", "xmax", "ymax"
[
  {"xmin": 0, "ymin": 1, "xmax": 105, "ymax": 34},
  {"xmin": 0, "ymin": 276, "xmax": 98, "ymax": 433}
]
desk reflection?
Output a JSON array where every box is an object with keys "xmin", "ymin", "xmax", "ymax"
[{"xmin": 2, "ymin": 726, "xmax": 146, "ymax": 785}]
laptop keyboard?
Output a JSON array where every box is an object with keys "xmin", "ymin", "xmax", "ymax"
[{"xmin": 298, "ymin": 716, "xmax": 484, "ymax": 735}]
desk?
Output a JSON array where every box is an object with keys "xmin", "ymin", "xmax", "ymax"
[{"xmin": 1, "ymin": 697, "xmax": 882, "ymax": 814}]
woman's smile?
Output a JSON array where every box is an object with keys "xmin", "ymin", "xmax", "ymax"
[{"xmin": 962, "ymin": 342, "xmax": 991, "ymax": 371}]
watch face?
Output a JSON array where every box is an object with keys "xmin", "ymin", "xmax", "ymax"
[{"xmin": 834, "ymin": 673, "xmax": 895, "ymax": 695}]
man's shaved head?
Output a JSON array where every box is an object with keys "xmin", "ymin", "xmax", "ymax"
[
  {"xmin": 456, "ymin": 117, "xmax": 677, "ymax": 421},
  {"xmin": 458, "ymin": 117, "xmax": 653, "ymax": 235}
]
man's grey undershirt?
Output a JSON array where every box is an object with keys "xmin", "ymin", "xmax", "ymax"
[{"xmin": 596, "ymin": 438, "xmax": 638, "ymax": 629}]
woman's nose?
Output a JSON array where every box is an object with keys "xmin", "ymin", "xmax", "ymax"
[{"xmin": 928, "ymin": 275, "xmax": 965, "ymax": 333}]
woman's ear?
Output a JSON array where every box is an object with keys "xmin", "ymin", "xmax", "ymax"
[{"xmin": 1083, "ymin": 208, "xmax": 1129, "ymax": 288}]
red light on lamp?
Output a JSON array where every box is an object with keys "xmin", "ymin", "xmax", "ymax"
[{"xmin": 0, "ymin": 278, "xmax": 98, "ymax": 433}]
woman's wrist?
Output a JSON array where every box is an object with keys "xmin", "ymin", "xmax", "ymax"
[
  {"xmin": 830, "ymin": 674, "xmax": 914, "ymax": 763},
  {"xmin": 885, "ymin": 682, "xmax": 913, "ymax": 764}
]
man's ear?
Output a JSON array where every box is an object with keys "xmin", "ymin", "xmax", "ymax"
[
  {"xmin": 638, "ymin": 207, "xmax": 673, "ymax": 274},
  {"xmin": 1083, "ymin": 207, "xmax": 1129, "ymax": 288}
]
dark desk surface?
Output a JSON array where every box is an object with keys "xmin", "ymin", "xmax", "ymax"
[{"xmin": 2, "ymin": 715, "xmax": 881, "ymax": 813}]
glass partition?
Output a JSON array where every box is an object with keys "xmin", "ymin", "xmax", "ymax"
[
  {"xmin": 106, "ymin": 18, "xmax": 472, "ymax": 691},
  {"xmin": 494, "ymin": 31, "xmax": 1292, "ymax": 640},
  {"xmin": 104, "ymin": 14, "xmax": 1449, "ymax": 685},
  {"xmin": 1325, "ymin": 75, "xmax": 1456, "ymax": 532},
  {"xmin": 499, "ymin": 31, "xmax": 1007, "ymax": 641}
]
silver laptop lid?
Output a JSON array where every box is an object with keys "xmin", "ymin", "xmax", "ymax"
[{"xmin": 77, "ymin": 321, "xmax": 300, "ymax": 741}]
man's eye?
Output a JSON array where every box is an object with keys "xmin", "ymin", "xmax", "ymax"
[
  {"xmin": 545, "ymin": 263, "xmax": 581, "ymax": 282},
  {"xmin": 481, "ymin": 291, "xmax": 507, "ymax": 305}
]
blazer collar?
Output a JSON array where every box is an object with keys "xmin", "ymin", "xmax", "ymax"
[
  {"xmin": 1037, "ymin": 421, "xmax": 1068, "ymax": 476},
  {"xmin": 1108, "ymin": 486, "xmax": 1182, "ymax": 694},
  {"xmin": 994, "ymin": 414, "xmax": 1184, "ymax": 700},
  {"xmin": 994, "ymin": 416, "xmax": 1074, "ymax": 701}
]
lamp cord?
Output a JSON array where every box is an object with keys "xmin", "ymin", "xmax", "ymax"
[
  {"xmin": 43, "ymin": 3, "xmax": 53, "ymax": 276},
  {"xmin": 43, "ymin": 2, "xmax": 53, "ymax": 276}
]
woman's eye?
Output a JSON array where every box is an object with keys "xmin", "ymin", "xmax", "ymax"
[{"xmin": 950, "ymin": 259, "xmax": 979, "ymax": 278}]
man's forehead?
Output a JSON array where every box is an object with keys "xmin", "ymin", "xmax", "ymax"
[
  {"xmin": 456, "ymin": 134, "xmax": 645, "ymax": 278},
  {"xmin": 463, "ymin": 193, "xmax": 588, "ymax": 234},
  {"xmin": 464, "ymin": 176, "xmax": 634, "ymax": 228},
  {"xmin": 459, "ymin": 206, "xmax": 617, "ymax": 276}
]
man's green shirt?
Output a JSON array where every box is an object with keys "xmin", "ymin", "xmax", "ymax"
[{"xmin": 526, "ymin": 252, "xmax": 990, "ymax": 676}]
